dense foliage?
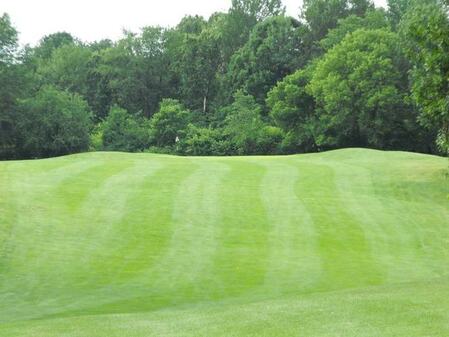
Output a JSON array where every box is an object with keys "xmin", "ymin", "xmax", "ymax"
[
  {"xmin": 400, "ymin": 0, "xmax": 449, "ymax": 154},
  {"xmin": 1, "ymin": 0, "xmax": 448, "ymax": 159},
  {"xmin": 100, "ymin": 106, "xmax": 150, "ymax": 152},
  {"xmin": 15, "ymin": 86, "xmax": 92, "ymax": 158},
  {"xmin": 309, "ymin": 28, "xmax": 419, "ymax": 150}
]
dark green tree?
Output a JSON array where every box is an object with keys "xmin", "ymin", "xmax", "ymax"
[
  {"xmin": 169, "ymin": 17, "xmax": 222, "ymax": 113},
  {"xmin": 387, "ymin": 0, "xmax": 413, "ymax": 30},
  {"xmin": 320, "ymin": 9, "xmax": 389, "ymax": 50},
  {"xmin": 301, "ymin": 0, "xmax": 374, "ymax": 43},
  {"xmin": 37, "ymin": 43, "xmax": 92, "ymax": 97},
  {"xmin": 0, "ymin": 14, "xmax": 27, "ymax": 159},
  {"xmin": 226, "ymin": 0, "xmax": 285, "ymax": 53},
  {"xmin": 16, "ymin": 86, "xmax": 92, "ymax": 158},
  {"xmin": 400, "ymin": 0, "xmax": 449, "ymax": 153},
  {"xmin": 97, "ymin": 27, "xmax": 172, "ymax": 118},
  {"xmin": 230, "ymin": 0, "xmax": 284, "ymax": 20},
  {"xmin": 85, "ymin": 50, "xmax": 113, "ymax": 122},
  {"xmin": 101, "ymin": 106, "xmax": 150, "ymax": 152},
  {"xmin": 0, "ymin": 13, "xmax": 18, "ymax": 63},
  {"xmin": 32, "ymin": 32, "xmax": 75, "ymax": 60},
  {"xmin": 267, "ymin": 67, "xmax": 318, "ymax": 152},
  {"xmin": 226, "ymin": 16, "xmax": 309, "ymax": 106}
]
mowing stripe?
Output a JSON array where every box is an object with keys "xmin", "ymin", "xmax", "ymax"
[
  {"xmin": 294, "ymin": 161, "xmax": 384, "ymax": 292},
  {"xmin": 260, "ymin": 159, "xmax": 321, "ymax": 295},
  {"xmin": 211, "ymin": 159, "xmax": 270, "ymax": 298}
]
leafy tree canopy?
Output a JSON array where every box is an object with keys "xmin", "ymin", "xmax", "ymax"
[
  {"xmin": 32, "ymin": 32, "xmax": 75, "ymax": 60},
  {"xmin": 226, "ymin": 16, "xmax": 309, "ymax": 106},
  {"xmin": 16, "ymin": 86, "xmax": 92, "ymax": 158},
  {"xmin": 301, "ymin": 0, "xmax": 374, "ymax": 43},
  {"xmin": 267, "ymin": 66, "xmax": 318, "ymax": 152},
  {"xmin": 400, "ymin": 0, "xmax": 449, "ymax": 153},
  {"xmin": 309, "ymin": 28, "xmax": 421, "ymax": 149},
  {"xmin": 320, "ymin": 8, "xmax": 389, "ymax": 50}
]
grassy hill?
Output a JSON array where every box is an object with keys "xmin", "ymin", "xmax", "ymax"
[{"xmin": 0, "ymin": 149, "xmax": 448, "ymax": 336}]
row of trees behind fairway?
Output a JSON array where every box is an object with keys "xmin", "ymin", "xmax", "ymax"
[{"xmin": 1, "ymin": 0, "xmax": 449, "ymax": 159}]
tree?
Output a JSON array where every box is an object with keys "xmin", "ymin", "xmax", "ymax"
[
  {"xmin": 222, "ymin": 90, "xmax": 281, "ymax": 154},
  {"xmin": 150, "ymin": 99, "xmax": 190, "ymax": 147},
  {"xmin": 225, "ymin": 0, "xmax": 285, "ymax": 54},
  {"xmin": 137, "ymin": 26, "xmax": 174, "ymax": 116},
  {"xmin": 226, "ymin": 16, "xmax": 309, "ymax": 106},
  {"xmin": 97, "ymin": 27, "xmax": 172, "ymax": 118},
  {"xmin": 320, "ymin": 9, "xmax": 389, "ymax": 50},
  {"xmin": 400, "ymin": 0, "xmax": 449, "ymax": 153},
  {"xmin": 309, "ymin": 29, "xmax": 423, "ymax": 150},
  {"xmin": 168, "ymin": 16, "xmax": 222, "ymax": 113},
  {"xmin": 101, "ymin": 106, "xmax": 150, "ymax": 152},
  {"xmin": 32, "ymin": 32, "xmax": 75, "ymax": 60},
  {"xmin": 37, "ymin": 43, "xmax": 92, "ymax": 96},
  {"xmin": 1, "ymin": 2, "xmax": 445, "ymax": 159},
  {"xmin": 30, "ymin": 40, "xmax": 115, "ymax": 122},
  {"xmin": 85, "ymin": 49, "xmax": 113, "ymax": 122},
  {"xmin": 387, "ymin": 0, "xmax": 413, "ymax": 30},
  {"xmin": 0, "ymin": 13, "xmax": 18, "ymax": 63},
  {"xmin": 230, "ymin": 0, "xmax": 284, "ymax": 20},
  {"xmin": 15, "ymin": 86, "xmax": 92, "ymax": 158},
  {"xmin": 0, "ymin": 13, "xmax": 26, "ymax": 159},
  {"xmin": 301, "ymin": 0, "xmax": 374, "ymax": 43},
  {"xmin": 267, "ymin": 67, "xmax": 318, "ymax": 152},
  {"xmin": 223, "ymin": 91, "xmax": 263, "ymax": 154}
]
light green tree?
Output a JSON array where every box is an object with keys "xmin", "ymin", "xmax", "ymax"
[{"xmin": 309, "ymin": 28, "xmax": 421, "ymax": 149}]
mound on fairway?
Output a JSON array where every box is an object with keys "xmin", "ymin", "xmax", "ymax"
[{"xmin": 0, "ymin": 149, "xmax": 448, "ymax": 336}]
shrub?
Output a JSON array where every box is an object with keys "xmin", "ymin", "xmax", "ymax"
[
  {"xmin": 150, "ymin": 99, "xmax": 190, "ymax": 147},
  {"xmin": 102, "ymin": 106, "xmax": 150, "ymax": 152},
  {"xmin": 16, "ymin": 85, "xmax": 92, "ymax": 158},
  {"xmin": 179, "ymin": 124, "xmax": 233, "ymax": 156},
  {"xmin": 256, "ymin": 126, "xmax": 283, "ymax": 154},
  {"xmin": 222, "ymin": 91, "xmax": 264, "ymax": 155}
]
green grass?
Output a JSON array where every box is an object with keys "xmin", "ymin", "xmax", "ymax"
[{"xmin": 0, "ymin": 149, "xmax": 448, "ymax": 336}]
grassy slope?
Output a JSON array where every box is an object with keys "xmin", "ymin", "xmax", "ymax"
[{"xmin": 0, "ymin": 149, "xmax": 448, "ymax": 336}]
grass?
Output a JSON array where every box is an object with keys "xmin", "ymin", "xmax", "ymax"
[{"xmin": 0, "ymin": 148, "xmax": 448, "ymax": 336}]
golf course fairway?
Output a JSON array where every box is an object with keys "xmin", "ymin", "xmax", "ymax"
[{"xmin": 0, "ymin": 148, "xmax": 448, "ymax": 336}]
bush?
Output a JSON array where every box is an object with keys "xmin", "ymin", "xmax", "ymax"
[
  {"xmin": 222, "ymin": 91, "xmax": 264, "ymax": 155},
  {"xmin": 89, "ymin": 125, "xmax": 104, "ymax": 151},
  {"xmin": 179, "ymin": 124, "xmax": 233, "ymax": 156},
  {"xmin": 256, "ymin": 126, "xmax": 283, "ymax": 154},
  {"xmin": 16, "ymin": 85, "xmax": 92, "ymax": 158},
  {"xmin": 102, "ymin": 106, "xmax": 150, "ymax": 152},
  {"xmin": 150, "ymin": 99, "xmax": 190, "ymax": 147}
]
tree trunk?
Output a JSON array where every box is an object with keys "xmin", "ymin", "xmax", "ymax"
[{"xmin": 203, "ymin": 95, "xmax": 207, "ymax": 114}]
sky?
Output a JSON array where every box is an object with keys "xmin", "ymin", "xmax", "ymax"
[{"xmin": 1, "ymin": 0, "xmax": 388, "ymax": 46}]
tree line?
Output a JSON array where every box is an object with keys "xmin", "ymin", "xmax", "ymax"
[{"xmin": 1, "ymin": 0, "xmax": 448, "ymax": 159}]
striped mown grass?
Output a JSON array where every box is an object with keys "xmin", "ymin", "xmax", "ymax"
[{"xmin": 0, "ymin": 149, "xmax": 448, "ymax": 336}]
